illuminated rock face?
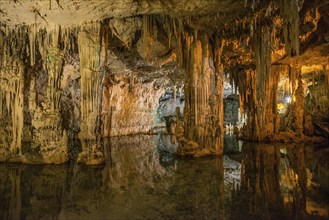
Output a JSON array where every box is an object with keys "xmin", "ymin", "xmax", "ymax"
[{"xmin": 0, "ymin": 0, "xmax": 329, "ymax": 164}]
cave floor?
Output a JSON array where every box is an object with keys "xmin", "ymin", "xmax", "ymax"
[{"xmin": 0, "ymin": 135, "xmax": 328, "ymax": 219}]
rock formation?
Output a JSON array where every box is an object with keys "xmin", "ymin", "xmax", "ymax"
[{"xmin": 0, "ymin": 0, "xmax": 328, "ymax": 164}]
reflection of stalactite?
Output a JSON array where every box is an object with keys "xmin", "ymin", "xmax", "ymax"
[
  {"xmin": 101, "ymin": 136, "xmax": 168, "ymax": 192},
  {"xmin": 287, "ymin": 145, "xmax": 307, "ymax": 214},
  {"xmin": 235, "ymin": 143, "xmax": 282, "ymax": 217}
]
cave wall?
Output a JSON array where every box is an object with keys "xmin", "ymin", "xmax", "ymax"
[
  {"xmin": 102, "ymin": 75, "xmax": 167, "ymax": 137},
  {"xmin": 0, "ymin": 0, "xmax": 329, "ymax": 163},
  {"xmin": 0, "ymin": 21, "xmax": 178, "ymax": 164}
]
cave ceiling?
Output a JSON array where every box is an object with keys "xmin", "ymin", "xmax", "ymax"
[
  {"xmin": 0, "ymin": 0, "xmax": 244, "ymax": 26},
  {"xmin": 0, "ymin": 0, "xmax": 328, "ymax": 76}
]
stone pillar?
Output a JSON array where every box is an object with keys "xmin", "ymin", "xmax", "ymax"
[
  {"xmin": 0, "ymin": 60, "xmax": 24, "ymax": 161},
  {"xmin": 293, "ymin": 75, "xmax": 304, "ymax": 134},
  {"xmin": 238, "ymin": 27, "xmax": 280, "ymax": 141},
  {"xmin": 177, "ymin": 36, "xmax": 223, "ymax": 157},
  {"xmin": 29, "ymin": 25, "xmax": 68, "ymax": 164},
  {"xmin": 77, "ymin": 23, "xmax": 106, "ymax": 164}
]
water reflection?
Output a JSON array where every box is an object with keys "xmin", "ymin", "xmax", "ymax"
[
  {"xmin": 231, "ymin": 142, "xmax": 329, "ymax": 219},
  {"xmin": 0, "ymin": 135, "xmax": 328, "ymax": 219}
]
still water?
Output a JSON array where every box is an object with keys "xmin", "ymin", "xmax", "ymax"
[{"xmin": 0, "ymin": 135, "xmax": 328, "ymax": 220}]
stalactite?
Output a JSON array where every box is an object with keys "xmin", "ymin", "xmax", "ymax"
[
  {"xmin": 28, "ymin": 24, "xmax": 36, "ymax": 66},
  {"xmin": 252, "ymin": 26, "xmax": 272, "ymax": 133},
  {"xmin": 293, "ymin": 72, "xmax": 304, "ymax": 134},
  {"xmin": 143, "ymin": 15, "xmax": 152, "ymax": 62},
  {"xmin": 280, "ymin": 0, "xmax": 300, "ymax": 57},
  {"xmin": 173, "ymin": 85, "xmax": 176, "ymax": 102}
]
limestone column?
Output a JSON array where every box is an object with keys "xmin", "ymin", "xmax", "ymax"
[
  {"xmin": 238, "ymin": 27, "xmax": 280, "ymax": 141},
  {"xmin": 177, "ymin": 36, "xmax": 223, "ymax": 156},
  {"xmin": 30, "ymin": 25, "xmax": 68, "ymax": 163},
  {"xmin": 77, "ymin": 23, "xmax": 106, "ymax": 164},
  {"xmin": 293, "ymin": 74, "xmax": 304, "ymax": 134},
  {"xmin": 0, "ymin": 60, "xmax": 24, "ymax": 160}
]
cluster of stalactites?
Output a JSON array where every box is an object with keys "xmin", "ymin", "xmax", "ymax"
[
  {"xmin": 0, "ymin": 26, "xmax": 28, "ymax": 156},
  {"xmin": 143, "ymin": 15, "xmax": 153, "ymax": 62},
  {"xmin": 142, "ymin": 14, "xmax": 198, "ymax": 68},
  {"xmin": 28, "ymin": 24, "xmax": 80, "ymax": 68},
  {"xmin": 227, "ymin": 24, "xmax": 282, "ymax": 140},
  {"xmin": 0, "ymin": 26, "xmax": 28, "ymax": 69},
  {"xmin": 0, "ymin": 23, "xmax": 80, "ymax": 70}
]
